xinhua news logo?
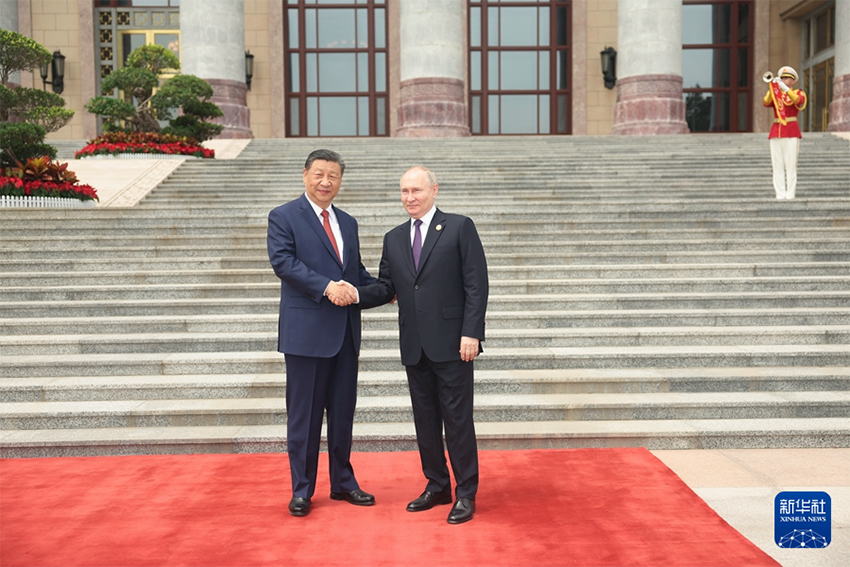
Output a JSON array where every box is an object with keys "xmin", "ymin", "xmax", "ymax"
[{"xmin": 774, "ymin": 491, "xmax": 831, "ymax": 548}]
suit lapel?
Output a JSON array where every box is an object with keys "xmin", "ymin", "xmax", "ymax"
[
  {"xmin": 335, "ymin": 205, "xmax": 355, "ymax": 269},
  {"xmin": 300, "ymin": 195, "xmax": 342, "ymax": 266},
  {"xmin": 395, "ymin": 223, "xmax": 416, "ymax": 276},
  {"xmin": 415, "ymin": 209, "xmax": 446, "ymax": 274}
]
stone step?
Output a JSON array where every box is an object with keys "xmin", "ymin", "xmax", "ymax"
[
  {"xmin": 3, "ymin": 263, "xmax": 850, "ymax": 285},
  {"xmin": 3, "ymin": 286, "xmax": 850, "ymax": 314},
  {"xmin": 145, "ymin": 181, "xmax": 848, "ymax": 194},
  {"xmin": 3, "ymin": 291, "xmax": 849, "ymax": 318},
  {"xmin": 4, "ymin": 308, "xmax": 850, "ymax": 335},
  {"xmin": 5, "ymin": 367, "xmax": 848, "ymax": 403},
  {"xmin": 2, "ymin": 390, "xmax": 847, "ymax": 431},
  {"xmin": 141, "ymin": 185, "xmax": 850, "ymax": 200},
  {"xmin": 2, "ymin": 215, "xmax": 848, "ymax": 235},
  {"xmin": 4, "ymin": 199, "xmax": 850, "ymax": 216},
  {"xmin": 4, "ymin": 223, "xmax": 845, "ymax": 239},
  {"xmin": 69, "ymin": 205, "xmax": 850, "ymax": 220},
  {"xmin": 4, "ymin": 326, "xmax": 850, "ymax": 356},
  {"xmin": 3, "ymin": 133, "xmax": 846, "ymax": 457},
  {"xmin": 3, "ymin": 249, "xmax": 850, "ymax": 271},
  {"xmin": 3, "ymin": 416, "xmax": 849, "ymax": 457},
  {"xmin": 8, "ymin": 230, "xmax": 850, "ymax": 251},
  {"xmin": 4, "ymin": 238, "xmax": 850, "ymax": 260},
  {"xmin": 2, "ymin": 276, "xmax": 849, "ymax": 302},
  {"xmin": 1, "ymin": 345, "xmax": 849, "ymax": 377}
]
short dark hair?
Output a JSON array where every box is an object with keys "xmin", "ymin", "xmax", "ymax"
[{"xmin": 304, "ymin": 149, "xmax": 345, "ymax": 175}]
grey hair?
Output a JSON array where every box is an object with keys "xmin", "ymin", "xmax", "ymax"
[
  {"xmin": 305, "ymin": 149, "xmax": 345, "ymax": 174},
  {"xmin": 401, "ymin": 166, "xmax": 436, "ymax": 187}
]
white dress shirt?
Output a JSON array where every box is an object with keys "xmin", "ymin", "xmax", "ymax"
[
  {"xmin": 410, "ymin": 205, "xmax": 437, "ymax": 247},
  {"xmin": 305, "ymin": 193, "xmax": 344, "ymax": 264}
]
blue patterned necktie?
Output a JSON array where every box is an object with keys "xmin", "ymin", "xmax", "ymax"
[{"xmin": 412, "ymin": 219, "xmax": 423, "ymax": 269}]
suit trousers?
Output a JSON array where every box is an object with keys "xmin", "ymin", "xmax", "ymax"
[
  {"xmin": 284, "ymin": 316, "xmax": 359, "ymax": 498},
  {"xmin": 406, "ymin": 351, "xmax": 479, "ymax": 500},
  {"xmin": 770, "ymin": 137, "xmax": 800, "ymax": 199}
]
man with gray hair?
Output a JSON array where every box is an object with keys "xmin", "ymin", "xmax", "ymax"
[{"xmin": 355, "ymin": 166, "xmax": 489, "ymax": 524}]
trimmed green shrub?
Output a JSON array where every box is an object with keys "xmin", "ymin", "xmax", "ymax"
[{"xmin": 0, "ymin": 122, "xmax": 55, "ymax": 169}]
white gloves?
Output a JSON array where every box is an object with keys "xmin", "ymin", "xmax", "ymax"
[{"xmin": 774, "ymin": 78, "xmax": 790, "ymax": 92}]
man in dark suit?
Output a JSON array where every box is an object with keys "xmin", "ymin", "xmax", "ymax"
[
  {"xmin": 356, "ymin": 166, "xmax": 489, "ymax": 524},
  {"xmin": 267, "ymin": 149, "xmax": 377, "ymax": 517}
]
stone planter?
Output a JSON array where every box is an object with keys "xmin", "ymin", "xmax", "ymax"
[{"xmin": 78, "ymin": 153, "xmax": 201, "ymax": 160}]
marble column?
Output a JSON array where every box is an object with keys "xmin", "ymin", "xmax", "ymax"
[
  {"xmin": 1, "ymin": 0, "xmax": 20, "ymax": 86},
  {"xmin": 396, "ymin": 0, "xmax": 469, "ymax": 137},
  {"xmin": 612, "ymin": 0, "xmax": 688, "ymax": 135},
  {"xmin": 828, "ymin": 0, "xmax": 850, "ymax": 132},
  {"xmin": 180, "ymin": 0, "xmax": 252, "ymax": 138}
]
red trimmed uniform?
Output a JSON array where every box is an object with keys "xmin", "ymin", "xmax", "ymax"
[
  {"xmin": 763, "ymin": 87, "xmax": 807, "ymax": 138},
  {"xmin": 763, "ymin": 86, "xmax": 807, "ymax": 199}
]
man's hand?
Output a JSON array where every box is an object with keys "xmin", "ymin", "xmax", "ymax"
[
  {"xmin": 459, "ymin": 336, "xmax": 479, "ymax": 362},
  {"xmin": 778, "ymin": 81, "xmax": 790, "ymax": 93},
  {"xmin": 327, "ymin": 280, "xmax": 357, "ymax": 306}
]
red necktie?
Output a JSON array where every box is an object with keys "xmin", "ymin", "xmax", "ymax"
[{"xmin": 321, "ymin": 209, "xmax": 342, "ymax": 263}]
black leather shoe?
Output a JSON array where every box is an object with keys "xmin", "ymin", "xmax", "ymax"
[
  {"xmin": 329, "ymin": 488, "xmax": 375, "ymax": 506},
  {"xmin": 406, "ymin": 490, "xmax": 453, "ymax": 512},
  {"xmin": 289, "ymin": 497, "xmax": 311, "ymax": 517},
  {"xmin": 447, "ymin": 498, "xmax": 475, "ymax": 524}
]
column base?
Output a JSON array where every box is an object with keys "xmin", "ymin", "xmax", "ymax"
[
  {"xmin": 828, "ymin": 74, "xmax": 850, "ymax": 132},
  {"xmin": 612, "ymin": 74, "xmax": 689, "ymax": 135},
  {"xmin": 206, "ymin": 78, "xmax": 253, "ymax": 139},
  {"xmin": 396, "ymin": 78, "xmax": 470, "ymax": 137}
]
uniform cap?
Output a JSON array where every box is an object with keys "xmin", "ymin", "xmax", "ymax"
[{"xmin": 778, "ymin": 66, "xmax": 798, "ymax": 81}]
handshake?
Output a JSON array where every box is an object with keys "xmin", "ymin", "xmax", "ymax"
[{"xmin": 327, "ymin": 280, "xmax": 357, "ymax": 307}]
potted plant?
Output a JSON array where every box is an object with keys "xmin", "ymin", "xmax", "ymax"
[{"xmin": 80, "ymin": 44, "xmax": 222, "ymax": 159}]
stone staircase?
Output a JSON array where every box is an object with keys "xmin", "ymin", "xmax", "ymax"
[{"xmin": 2, "ymin": 133, "xmax": 850, "ymax": 457}]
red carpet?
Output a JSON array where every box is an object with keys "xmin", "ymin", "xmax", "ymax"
[{"xmin": 0, "ymin": 448, "xmax": 778, "ymax": 567}]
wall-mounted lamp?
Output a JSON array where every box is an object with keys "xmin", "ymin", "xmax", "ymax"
[
  {"xmin": 600, "ymin": 46, "xmax": 617, "ymax": 90},
  {"xmin": 40, "ymin": 50, "xmax": 66, "ymax": 94},
  {"xmin": 245, "ymin": 51, "xmax": 255, "ymax": 90}
]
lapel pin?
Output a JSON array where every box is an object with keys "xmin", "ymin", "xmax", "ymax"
[{"xmin": 436, "ymin": 224, "xmax": 442, "ymax": 231}]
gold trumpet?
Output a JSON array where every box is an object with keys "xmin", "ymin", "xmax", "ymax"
[{"xmin": 762, "ymin": 71, "xmax": 774, "ymax": 83}]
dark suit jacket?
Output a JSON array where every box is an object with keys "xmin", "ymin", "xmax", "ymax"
[
  {"xmin": 267, "ymin": 193, "xmax": 376, "ymax": 358},
  {"xmin": 359, "ymin": 209, "xmax": 488, "ymax": 365}
]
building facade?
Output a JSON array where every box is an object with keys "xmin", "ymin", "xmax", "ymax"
[{"xmin": 1, "ymin": 0, "xmax": 847, "ymax": 140}]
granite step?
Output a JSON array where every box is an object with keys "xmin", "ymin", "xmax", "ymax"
[
  {"xmin": 3, "ymin": 326, "xmax": 850, "ymax": 356},
  {"xmin": 3, "ymin": 417, "xmax": 849, "ymax": 458},
  {"xmin": 3, "ymin": 215, "xmax": 848, "ymax": 235},
  {"xmin": 2, "ymin": 291, "xmax": 848, "ymax": 318},
  {"xmin": 3, "ymin": 368, "xmax": 848, "ymax": 403},
  {"xmin": 2, "ymin": 391, "xmax": 847, "ymax": 431},
  {"xmin": 2, "ymin": 275, "xmax": 849, "ymax": 302},
  {"xmin": 3, "ymin": 263, "xmax": 850, "ymax": 285},
  {"xmin": 2, "ymin": 345, "xmax": 849, "ymax": 377},
  {"xmin": 3, "ymin": 238, "xmax": 850, "ymax": 260},
  {"xmin": 2, "ymin": 134, "xmax": 847, "ymax": 457},
  {"xmin": 3, "ymin": 248, "xmax": 850, "ymax": 270},
  {"xmin": 4, "ymin": 308, "xmax": 850, "ymax": 335},
  {"xmin": 5, "ymin": 226, "xmax": 850, "ymax": 247}
]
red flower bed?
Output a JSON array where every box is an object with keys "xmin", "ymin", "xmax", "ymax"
[
  {"xmin": 75, "ymin": 132, "xmax": 215, "ymax": 159},
  {"xmin": 1, "ymin": 156, "xmax": 98, "ymax": 202},
  {"xmin": 0, "ymin": 176, "xmax": 99, "ymax": 202}
]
